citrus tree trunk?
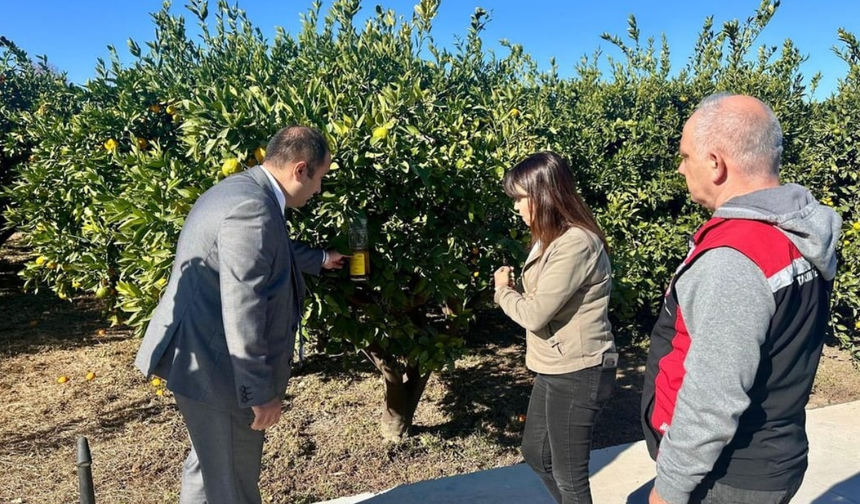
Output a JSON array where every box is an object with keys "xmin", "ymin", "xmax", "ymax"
[{"xmin": 364, "ymin": 342, "xmax": 431, "ymax": 441}]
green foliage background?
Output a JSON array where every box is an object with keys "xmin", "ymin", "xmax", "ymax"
[
  {"xmin": 0, "ymin": 36, "xmax": 74, "ymax": 244},
  {"xmin": 2, "ymin": 0, "xmax": 859, "ymax": 368}
]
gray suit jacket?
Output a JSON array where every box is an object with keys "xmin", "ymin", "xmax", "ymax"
[{"xmin": 134, "ymin": 166, "xmax": 322, "ymax": 410}]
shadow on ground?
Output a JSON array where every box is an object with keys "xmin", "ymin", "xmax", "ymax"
[
  {"xmin": 0, "ymin": 234, "xmax": 118, "ymax": 357},
  {"xmin": 427, "ymin": 310, "xmax": 647, "ymax": 450},
  {"xmin": 0, "ymin": 398, "xmax": 168, "ymax": 453}
]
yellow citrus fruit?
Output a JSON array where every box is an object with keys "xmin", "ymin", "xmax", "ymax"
[
  {"xmin": 166, "ymin": 104, "xmax": 177, "ymax": 115},
  {"xmin": 46, "ymin": 261, "xmax": 57, "ymax": 269},
  {"xmin": 329, "ymin": 161, "xmax": 340, "ymax": 171},
  {"xmin": 57, "ymin": 376, "xmax": 69, "ymax": 384},
  {"xmin": 853, "ymin": 222, "xmax": 860, "ymax": 231},
  {"xmin": 149, "ymin": 104, "xmax": 162, "ymax": 113},
  {"xmin": 371, "ymin": 126, "xmax": 389, "ymax": 142},
  {"xmin": 136, "ymin": 137, "xmax": 149, "ymax": 150},
  {"xmin": 95, "ymin": 286, "xmax": 110, "ymax": 299},
  {"xmin": 221, "ymin": 158, "xmax": 241, "ymax": 177},
  {"xmin": 254, "ymin": 146, "xmax": 266, "ymax": 164},
  {"xmin": 35, "ymin": 256, "xmax": 47, "ymax": 266},
  {"xmin": 151, "ymin": 377, "xmax": 162, "ymax": 387},
  {"xmin": 156, "ymin": 389, "xmax": 164, "ymax": 396},
  {"xmin": 104, "ymin": 139, "xmax": 118, "ymax": 151},
  {"xmin": 85, "ymin": 372, "xmax": 96, "ymax": 381},
  {"xmin": 680, "ymin": 96, "xmax": 688, "ymax": 103},
  {"xmin": 855, "ymin": 321, "xmax": 860, "ymax": 329},
  {"xmin": 72, "ymin": 280, "xmax": 82, "ymax": 289},
  {"xmin": 473, "ymin": 271, "xmax": 480, "ymax": 278},
  {"xmin": 510, "ymin": 108, "xmax": 520, "ymax": 118}
]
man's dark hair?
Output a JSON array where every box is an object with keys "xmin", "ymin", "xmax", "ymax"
[{"xmin": 265, "ymin": 126, "xmax": 330, "ymax": 176}]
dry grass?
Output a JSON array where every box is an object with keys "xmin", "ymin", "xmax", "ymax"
[{"xmin": 1, "ymin": 233, "xmax": 858, "ymax": 503}]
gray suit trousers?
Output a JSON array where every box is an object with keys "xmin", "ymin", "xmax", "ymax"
[{"xmin": 175, "ymin": 393, "xmax": 265, "ymax": 504}]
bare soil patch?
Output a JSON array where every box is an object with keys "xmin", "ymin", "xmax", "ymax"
[{"xmin": 1, "ymin": 233, "xmax": 857, "ymax": 503}]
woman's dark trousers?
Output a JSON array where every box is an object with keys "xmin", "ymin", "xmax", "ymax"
[{"xmin": 521, "ymin": 365, "xmax": 616, "ymax": 504}]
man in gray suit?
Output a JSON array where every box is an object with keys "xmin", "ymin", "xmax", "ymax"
[{"xmin": 135, "ymin": 126, "xmax": 345, "ymax": 504}]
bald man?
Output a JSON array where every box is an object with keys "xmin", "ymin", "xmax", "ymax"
[{"xmin": 641, "ymin": 94, "xmax": 841, "ymax": 504}]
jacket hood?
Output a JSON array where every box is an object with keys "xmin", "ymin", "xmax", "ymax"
[{"xmin": 713, "ymin": 183, "xmax": 842, "ymax": 280}]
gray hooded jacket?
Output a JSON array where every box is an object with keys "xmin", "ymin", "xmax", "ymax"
[{"xmin": 654, "ymin": 183, "xmax": 841, "ymax": 504}]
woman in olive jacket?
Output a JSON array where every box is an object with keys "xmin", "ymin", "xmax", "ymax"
[{"xmin": 494, "ymin": 151, "xmax": 617, "ymax": 504}]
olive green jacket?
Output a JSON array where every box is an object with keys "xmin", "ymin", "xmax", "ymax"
[{"xmin": 495, "ymin": 226, "xmax": 615, "ymax": 374}]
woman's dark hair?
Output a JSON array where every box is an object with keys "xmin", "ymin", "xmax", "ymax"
[{"xmin": 503, "ymin": 151, "xmax": 608, "ymax": 252}]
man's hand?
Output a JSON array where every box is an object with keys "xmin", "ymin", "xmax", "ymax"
[
  {"xmin": 250, "ymin": 397, "xmax": 283, "ymax": 431},
  {"xmin": 649, "ymin": 487, "xmax": 670, "ymax": 504},
  {"xmin": 323, "ymin": 250, "xmax": 348, "ymax": 270}
]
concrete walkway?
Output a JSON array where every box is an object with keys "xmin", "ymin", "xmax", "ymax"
[{"xmin": 317, "ymin": 400, "xmax": 860, "ymax": 504}]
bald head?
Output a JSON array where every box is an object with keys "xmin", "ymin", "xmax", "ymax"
[{"xmin": 691, "ymin": 93, "xmax": 783, "ymax": 179}]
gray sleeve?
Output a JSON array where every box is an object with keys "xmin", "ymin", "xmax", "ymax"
[
  {"xmin": 654, "ymin": 247, "xmax": 776, "ymax": 504},
  {"xmin": 292, "ymin": 241, "xmax": 324, "ymax": 275},
  {"xmin": 218, "ymin": 199, "xmax": 280, "ymax": 407}
]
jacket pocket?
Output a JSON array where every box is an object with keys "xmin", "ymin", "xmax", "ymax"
[
  {"xmin": 547, "ymin": 335, "xmax": 564, "ymax": 356},
  {"xmin": 546, "ymin": 320, "xmax": 568, "ymax": 357},
  {"xmin": 586, "ymin": 366, "xmax": 615, "ymax": 407}
]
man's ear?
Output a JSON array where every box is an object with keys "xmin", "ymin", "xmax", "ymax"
[
  {"xmin": 710, "ymin": 152, "xmax": 728, "ymax": 184},
  {"xmin": 292, "ymin": 160, "xmax": 309, "ymax": 181}
]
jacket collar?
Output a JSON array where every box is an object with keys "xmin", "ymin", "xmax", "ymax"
[
  {"xmin": 245, "ymin": 166, "xmax": 276, "ymax": 201},
  {"xmin": 523, "ymin": 241, "xmax": 543, "ymax": 272},
  {"xmin": 244, "ymin": 166, "xmax": 285, "ymax": 219}
]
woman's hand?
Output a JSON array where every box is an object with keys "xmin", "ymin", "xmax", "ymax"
[{"xmin": 494, "ymin": 265, "xmax": 514, "ymax": 290}]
